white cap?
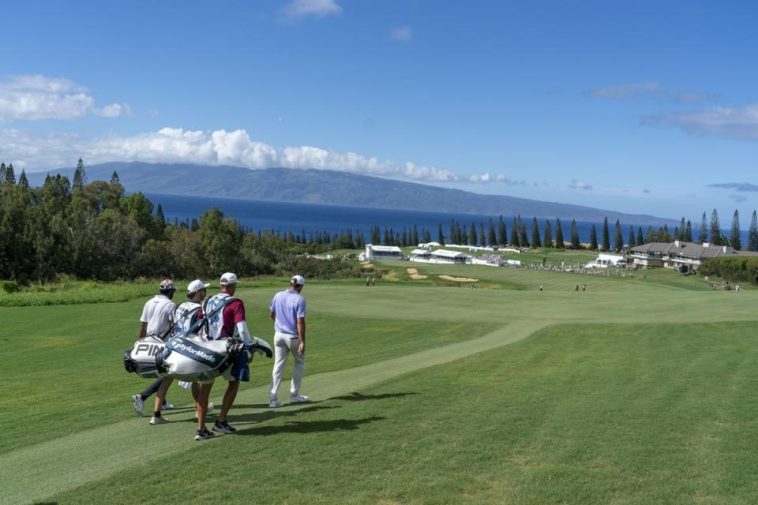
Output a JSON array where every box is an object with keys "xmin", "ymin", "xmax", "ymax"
[
  {"xmin": 187, "ymin": 279, "xmax": 210, "ymax": 294},
  {"xmin": 290, "ymin": 275, "xmax": 305, "ymax": 286},
  {"xmin": 220, "ymin": 272, "xmax": 238, "ymax": 285}
]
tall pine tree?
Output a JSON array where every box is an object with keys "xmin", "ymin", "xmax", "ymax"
[
  {"xmin": 730, "ymin": 210, "xmax": 741, "ymax": 250},
  {"xmin": 601, "ymin": 217, "xmax": 610, "ymax": 251},
  {"xmin": 749, "ymin": 211, "xmax": 758, "ymax": 252},
  {"xmin": 614, "ymin": 219, "xmax": 623, "ymax": 252},
  {"xmin": 589, "ymin": 225, "xmax": 598, "ymax": 250},
  {"xmin": 710, "ymin": 209, "xmax": 723, "ymax": 245},
  {"xmin": 698, "ymin": 211, "xmax": 708, "ymax": 243},
  {"xmin": 555, "ymin": 218, "xmax": 564, "ymax": 249},
  {"xmin": 570, "ymin": 219, "xmax": 580, "ymax": 249}
]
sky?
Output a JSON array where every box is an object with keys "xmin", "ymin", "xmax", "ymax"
[{"xmin": 2, "ymin": 0, "xmax": 758, "ymax": 223}]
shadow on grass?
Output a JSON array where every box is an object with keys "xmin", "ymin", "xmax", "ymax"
[
  {"xmin": 237, "ymin": 415, "xmax": 386, "ymax": 436},
  {"xmin": 230, "ymin": 403, "xmax": 338, "ymax": 425},
  {"xmin": 332, "ymin": 392, "xmax": 417, "ymax": 401}
]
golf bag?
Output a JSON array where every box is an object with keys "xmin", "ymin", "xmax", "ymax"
[
  {"xmin": 156, "ymin": 335, "xmax": 273, "ymax": 382},
  {"xmin": 123, "ymin": 336, "xmax": 166, "ymax": 378}
]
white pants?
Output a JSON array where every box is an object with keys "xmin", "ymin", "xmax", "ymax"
[{"xmin": 270, "ymin": 331, "xmax": 305, "ymax": 399}]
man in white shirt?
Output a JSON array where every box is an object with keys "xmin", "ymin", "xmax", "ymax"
[
  {"xmin": 269, "ymin": 275, "xmax": 309, "ymax": 407},
  {"xmin": 133, "ymin": 278, "xmax": 177, "ymax": 425}
]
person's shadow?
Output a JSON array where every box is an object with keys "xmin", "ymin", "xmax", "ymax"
[
  {"xmin": 237, "ymin": 415, "xmax": 385, "ymax": 436},
  {"xmin": 332, "ymin": 392, "xmax": 417, "ymax": 402}
]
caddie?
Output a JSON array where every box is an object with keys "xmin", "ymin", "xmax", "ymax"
[{"xmin": 201, "ymin": 272, "xmax": 253, "ymax": 435}]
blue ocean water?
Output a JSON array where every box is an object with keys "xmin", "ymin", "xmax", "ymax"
[{"xmin": 146, "ymin": 193, "xmax": 691, "ymax": 244}]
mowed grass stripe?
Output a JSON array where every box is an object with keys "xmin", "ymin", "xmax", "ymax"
[{"xmin": 0, "ymin": 320, "xmax": 543, "ymax": 505}]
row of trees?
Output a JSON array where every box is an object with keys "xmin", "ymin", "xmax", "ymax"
[
  {"xmin": 4, "ymin": 159, "xmax": 758, "ymax": 282},
  {"xmin": 0, "ymin": 161, "xmax": 360, "ymax": 283}
]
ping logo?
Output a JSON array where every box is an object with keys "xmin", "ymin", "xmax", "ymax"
[{"xmin": 134, "ymin": 344, "xmax": 164, "ymax": 356}]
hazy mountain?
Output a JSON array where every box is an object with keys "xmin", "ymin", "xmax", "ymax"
[{"xmin": 28, "ymin": 162, "xmax": 677, "ymax": 226}]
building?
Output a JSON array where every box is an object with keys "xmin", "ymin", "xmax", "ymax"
[
  {"xmin": 585, "ymin": 253, "xmax": 626, "ymax": 269},
  {"xmin": 409, "ymin": 248, "xmax": 469, "ymax": 264},
  {"xmin": 360, "ymin": 244, "xmax": 403, "ymax": 261},
  {"xmin": 630, "ymin": 240, "xmax": 758, "ymax": 271}
]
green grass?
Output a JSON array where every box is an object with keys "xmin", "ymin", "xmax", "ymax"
[{"xmin": 3, "ymin": 266, "xmax": 758, "ymax": 504}]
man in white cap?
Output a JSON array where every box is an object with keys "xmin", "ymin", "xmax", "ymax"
[
  {"xmin": 132, "ymin": 278, "xmax": 177, "ymax": 425},
  {"xmin": 269, "ymin": 274, "xmax": 309, "ymax": 407},
  {"xmin": 202, "ymin": 272, "xmax": 252, "ymax": 434},
  {"xmin": 173, "ymin": 279, "xmax": 216, "ymax": 441}
]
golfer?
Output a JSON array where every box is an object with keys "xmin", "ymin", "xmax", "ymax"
[{"xmin": 268, "ymin": 275, "xmax": 309, "ymax": 407}]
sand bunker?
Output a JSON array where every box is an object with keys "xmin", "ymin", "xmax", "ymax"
[
  {"xmin": 439, "ymin": 274, "xmax": 479, "ymax": 283},
  {"xmin": 360, "ymin": 261, "xmax": 374, "ymax": 271},
  {"xmin": 406, "ymin": 268, "xmax": 428, "ymax": 280}
]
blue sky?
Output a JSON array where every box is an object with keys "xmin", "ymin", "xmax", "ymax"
[{"xmin": 3, "ymin": 0, "xmax": 758, "ymax": 223}]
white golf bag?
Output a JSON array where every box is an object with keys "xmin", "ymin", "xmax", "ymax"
[
  {"xmin": 156, "ymin": 334, "xmax": 273, "ymax": 382},
  {"xmin": 123, "ymin": 336, "xmax": 166, "ymax": 378}
]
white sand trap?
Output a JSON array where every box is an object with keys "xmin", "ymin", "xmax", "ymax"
[
  {"xmin": 439, "ymin": 274, "xmax": 479, "ymax": 283},
  {"xmin": 406, "ymin": 268, "xmax": 429, "ymax": 280}
]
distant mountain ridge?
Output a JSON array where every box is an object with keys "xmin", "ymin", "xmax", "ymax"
[{"xmin": 28, "ymin": 162, "xmax": 677, "ymax": 226}]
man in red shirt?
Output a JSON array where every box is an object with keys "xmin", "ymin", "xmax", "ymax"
[{"xmin": 202, "ymin": 272, "xmax": 252, "ymax": 435}]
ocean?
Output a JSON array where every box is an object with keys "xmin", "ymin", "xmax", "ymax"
[{"xmin": 145, "ymin": 193, "xmax": 691, "ymax": 245}]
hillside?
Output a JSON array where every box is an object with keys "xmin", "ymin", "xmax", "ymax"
[{"xmin": 28, "ymin": 162, "xmax": 676, "ymax": 226}]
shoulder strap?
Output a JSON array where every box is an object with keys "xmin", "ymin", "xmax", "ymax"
[{"xmin": 186, "ymin": 296, "xmax": 236, "ymax": 337}]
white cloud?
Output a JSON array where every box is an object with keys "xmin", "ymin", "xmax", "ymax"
[
  {"xmin": 389, "ymin": 26, "xmax": 413, "ymax": 42},
  {"xmin": 0, "ymin": 75, "xmax": 130, "ymax": 121},
  {"xmin": 645, "ymin": 104, "xmax": 758, "ymax": 140},
  {"xmin": 467, "ymin": 172, "xmax": 526, "ymax": 185},
  {"xmin": 283, "ymin": 0, "xmax": 342, "ymax": 19},
  {"xmin": 0, "ymin": 127, "xmax": 458, "ymax": 183},
  {"xmin": 568, "ymin": 179, "xmax": 593, "ymax": 190}
]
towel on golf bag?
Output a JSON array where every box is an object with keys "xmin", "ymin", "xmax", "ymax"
[
  {"xmin": 155, "ymin": 335, "xmax": 273, "ymax": 382},
  {"xmin": 123, "ymin": 336, "xmax": 166, "ymax": 378}
]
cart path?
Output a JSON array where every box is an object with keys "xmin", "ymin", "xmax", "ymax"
[{"xmin": 1, "ymin": 319, "xmax": 546, "ymax": 505}]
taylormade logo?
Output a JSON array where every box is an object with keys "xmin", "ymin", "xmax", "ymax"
[{"xmin": 173, "ymin": 342, "xmax": 216, "ymax": 363}]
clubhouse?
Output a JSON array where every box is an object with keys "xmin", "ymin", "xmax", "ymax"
[{"xmin": 630, "ymin": 240, "xmax": 758, "ymax": 271}]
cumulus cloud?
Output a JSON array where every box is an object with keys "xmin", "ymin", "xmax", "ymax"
[
  {"xmin": 0, "ymin": 75, "xmax": 130, "ymax": 121},
  {"xmin": 283, "ymin": 0, "xmax": 341, "ymax": 19},
  {"xmin": 467, "ymin": 172, "xmax": 525, "ymax": 185},
  {"xmin": 645, "ymin": 104, "xmax": 758, "ymax": 140},
  {"xmin": 0, "ymin": 127, "xmax": 458, "ymax": 183},
  {"xmin": 568, "ymin": 179, "xmax": 592, "ymax": 191},
  {"xmin": 389, "ymin": 26, "xmax": 413, "ymax": 42}
]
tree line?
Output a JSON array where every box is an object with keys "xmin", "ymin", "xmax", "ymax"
[
  {"xmin": 3, "ymin": 159, "xmax": 758, "ymax": 283},
  {"xmin": 0, "ymin": 160, "xmax": 361, "ymax": 284}
]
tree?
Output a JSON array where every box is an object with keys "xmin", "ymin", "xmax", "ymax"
[
  {"xmin": 589, "ymin": 225, "xmax": 598, "ymax": 250},
  {"xmin": 555, "ymin": 218, "xmax": 564, "ymax": 249},
  {"xmin": 18, "ymin": 170, "xmax": 29, "ymax": 189},
  {"xmin": 110, "ymin": 171, "xmax": 120, "ymax": 184},
  {"xmin": 698, "ymin": 211, "xmax": 708, "ymax": 243},
  {"xmin": 678, "ymin": 218, "xmax": 686, "ymax": 240},
  {"xmin": 730, "ymin": 210, "xmax": 741, "ymax": 250},
  {"xmin": 4, "ymin": 163, "xmax": 16, "ymax": 184},
  {"xmin": 710, "ymin": 209, "xmax": 723, "ymax": 245},
  {"xmin": 73, "ymin": 158, "xmax": 86, "ymax": 190},
  {"xmin": 531, "ymin": 217, "xmax": 541, "ymax": 248},
  {"xmin": 497, "ymin": 215, "xmax": 507, "ymax": 246},
  {"xmin": 510, "ymin": 216, "xmax": 520, "ymax": 247},
  {"xmin": 0, "ymin": 163, "xmax": 6, "ymax": 181},
  {"xmin": 519, "ymin": 218, "xmax": 528, "ymax": 247},
  {"xmin": 627, "ymin": 226, "xmax": 635, "ymax": 248},
  {"xmin": 543, "ymin": 220, "xmax": 553, "ymax": 248},
  {"xmin": 570, "ymin": 219, "xmax": 580, "ymax": 249},
  {"xmin": 684, "ymin": 220, "xmax": 693, "ymax": 242},
  {"xmin": 747, "ymin": 211, "xmax": 758, "ymax": 252},
  {"xmin": 614, "ymin": 220, "xmax": 623, "ymax": 252},
  {"xmin": 469, "ymin": 223, "xmax": 477, "ymax": 246},
  {"xmin": 601, "ymin": 217, "xmax": 610, "ymax": 251},
  {"xmin": 437, "ymin": 224, "xmax": 445, "ymax": 246},
  {"xmin": 488, "ymin": 219, "xmax": 497, "ymax": 247}
]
